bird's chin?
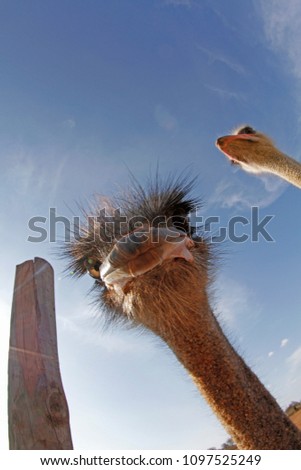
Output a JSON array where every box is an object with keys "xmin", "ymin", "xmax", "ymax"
[
  {"xmin": 216, "ymin": 145, "xmax": 241, "ymax": 166},
  {"xmin": 100, "ymin": 227, "xmax": 195, "ymax": 292}
]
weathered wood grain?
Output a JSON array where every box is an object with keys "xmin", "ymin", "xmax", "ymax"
[{"xmin": 8, "ymin": 258, "xmax": 73, "ymax": 449}]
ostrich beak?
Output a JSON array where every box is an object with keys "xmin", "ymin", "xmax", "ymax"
[
  {"xmin": 216, "ymin": 134, "xmax": 259, "ymax": 150},
  {"xmin": 100, "ymin": 227, "xmax": 195, "ymax": 291}
]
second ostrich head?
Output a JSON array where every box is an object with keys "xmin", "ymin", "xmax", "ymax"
[{"xmin": 215, "ymin": 125, "xmax": 301, "ymax": 189}]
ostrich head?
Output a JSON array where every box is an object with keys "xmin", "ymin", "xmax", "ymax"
[
  {"xmin": 215, "ymin": 125, "xmax": 279, "ymax": 174},
  {"xmin": 63, "ymin": 176, "xmax": 211, "ymax": 331}
]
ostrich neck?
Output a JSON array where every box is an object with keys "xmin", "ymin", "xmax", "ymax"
[
  {"xmin": 163, "ymin": 303, "xmax": 301, "ymax": 449},
  {"xmin": 267, "ymin": 151, "xmax": 301, "ymax": 189},
  {"xmin": 131, "ymin": 274, "xmax": 301, "ymax": 450}
]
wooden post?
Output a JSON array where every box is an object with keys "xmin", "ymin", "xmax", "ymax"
[{"xmin": 8, "ymin": 258, "xmax": 73, "ymax": 450}]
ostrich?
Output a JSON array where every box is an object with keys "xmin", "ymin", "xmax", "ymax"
[
  {"xmin": 63, "ymin": 176, "xmax": 301, "ymax": 449},
  {"xmin": 216, "ymin": 125, "xmax": 301, "ymax": 189}
]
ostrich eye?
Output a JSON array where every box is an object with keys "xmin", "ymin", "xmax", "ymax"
[
  {"xmin": 237, "ymin": 126, "xmax": 256, "ymax": 135},
  {"xmin": 84, "ymin": 258, "xmax": 101, "ymax": 279}
]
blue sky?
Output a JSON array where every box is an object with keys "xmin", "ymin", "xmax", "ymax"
[{"xmin": 1, "ymin": 0, "xmax": 301, "ymax": 449}]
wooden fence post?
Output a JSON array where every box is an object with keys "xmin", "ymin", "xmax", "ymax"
[{"xmin": 8, "ymin": 257, "xmax": 73, "ymax": 449}]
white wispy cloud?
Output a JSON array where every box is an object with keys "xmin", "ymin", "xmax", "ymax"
[
  {"xmin": 268, "ymin": 351, "xmax": 274, "ymax": 358},
  {"xmin": 208, "ymin": 172, "xmax": 286, "ymax": 210},
  {"xmin": 281, "ymin": 338, "xmax": 289, "ymax": 348},
  {"xmin": 205, "ymin": 84, "xmax": 246, "ymax": 102},
  {"xmin": 58, "ymin": 313, "xmax": 157, "ymax": 357},
  {"xmin": 287, "ymin": 346, "xmax": 301, "ymax": 373},
  {"xmin": 277, "ymin": 344, "xmax": 301, "ymax": 405},
  {"xmin": 4, "ymin": 151, "xmax": 45, "ymax": 197},
  {"xmin": 258, "ymin": 0, "xmax": 301, "ymax": 79},
  {"xmin": 197, "ymin": 45, "xmax": 246, "ymax": 75},
  {"xmin": 257, "ymin": 0, "xmax": 301, "ymax": 167},
  {"xmin": 48, "ymin": 155, "xmax": 69, "ymax": 205},
  {"xmin": 2, "ymin": 147, "xmax": 68, "ymax": 206},
  {"xmin": 213, "ymin": 276, "xmax": 258, "ymax": 330}
]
